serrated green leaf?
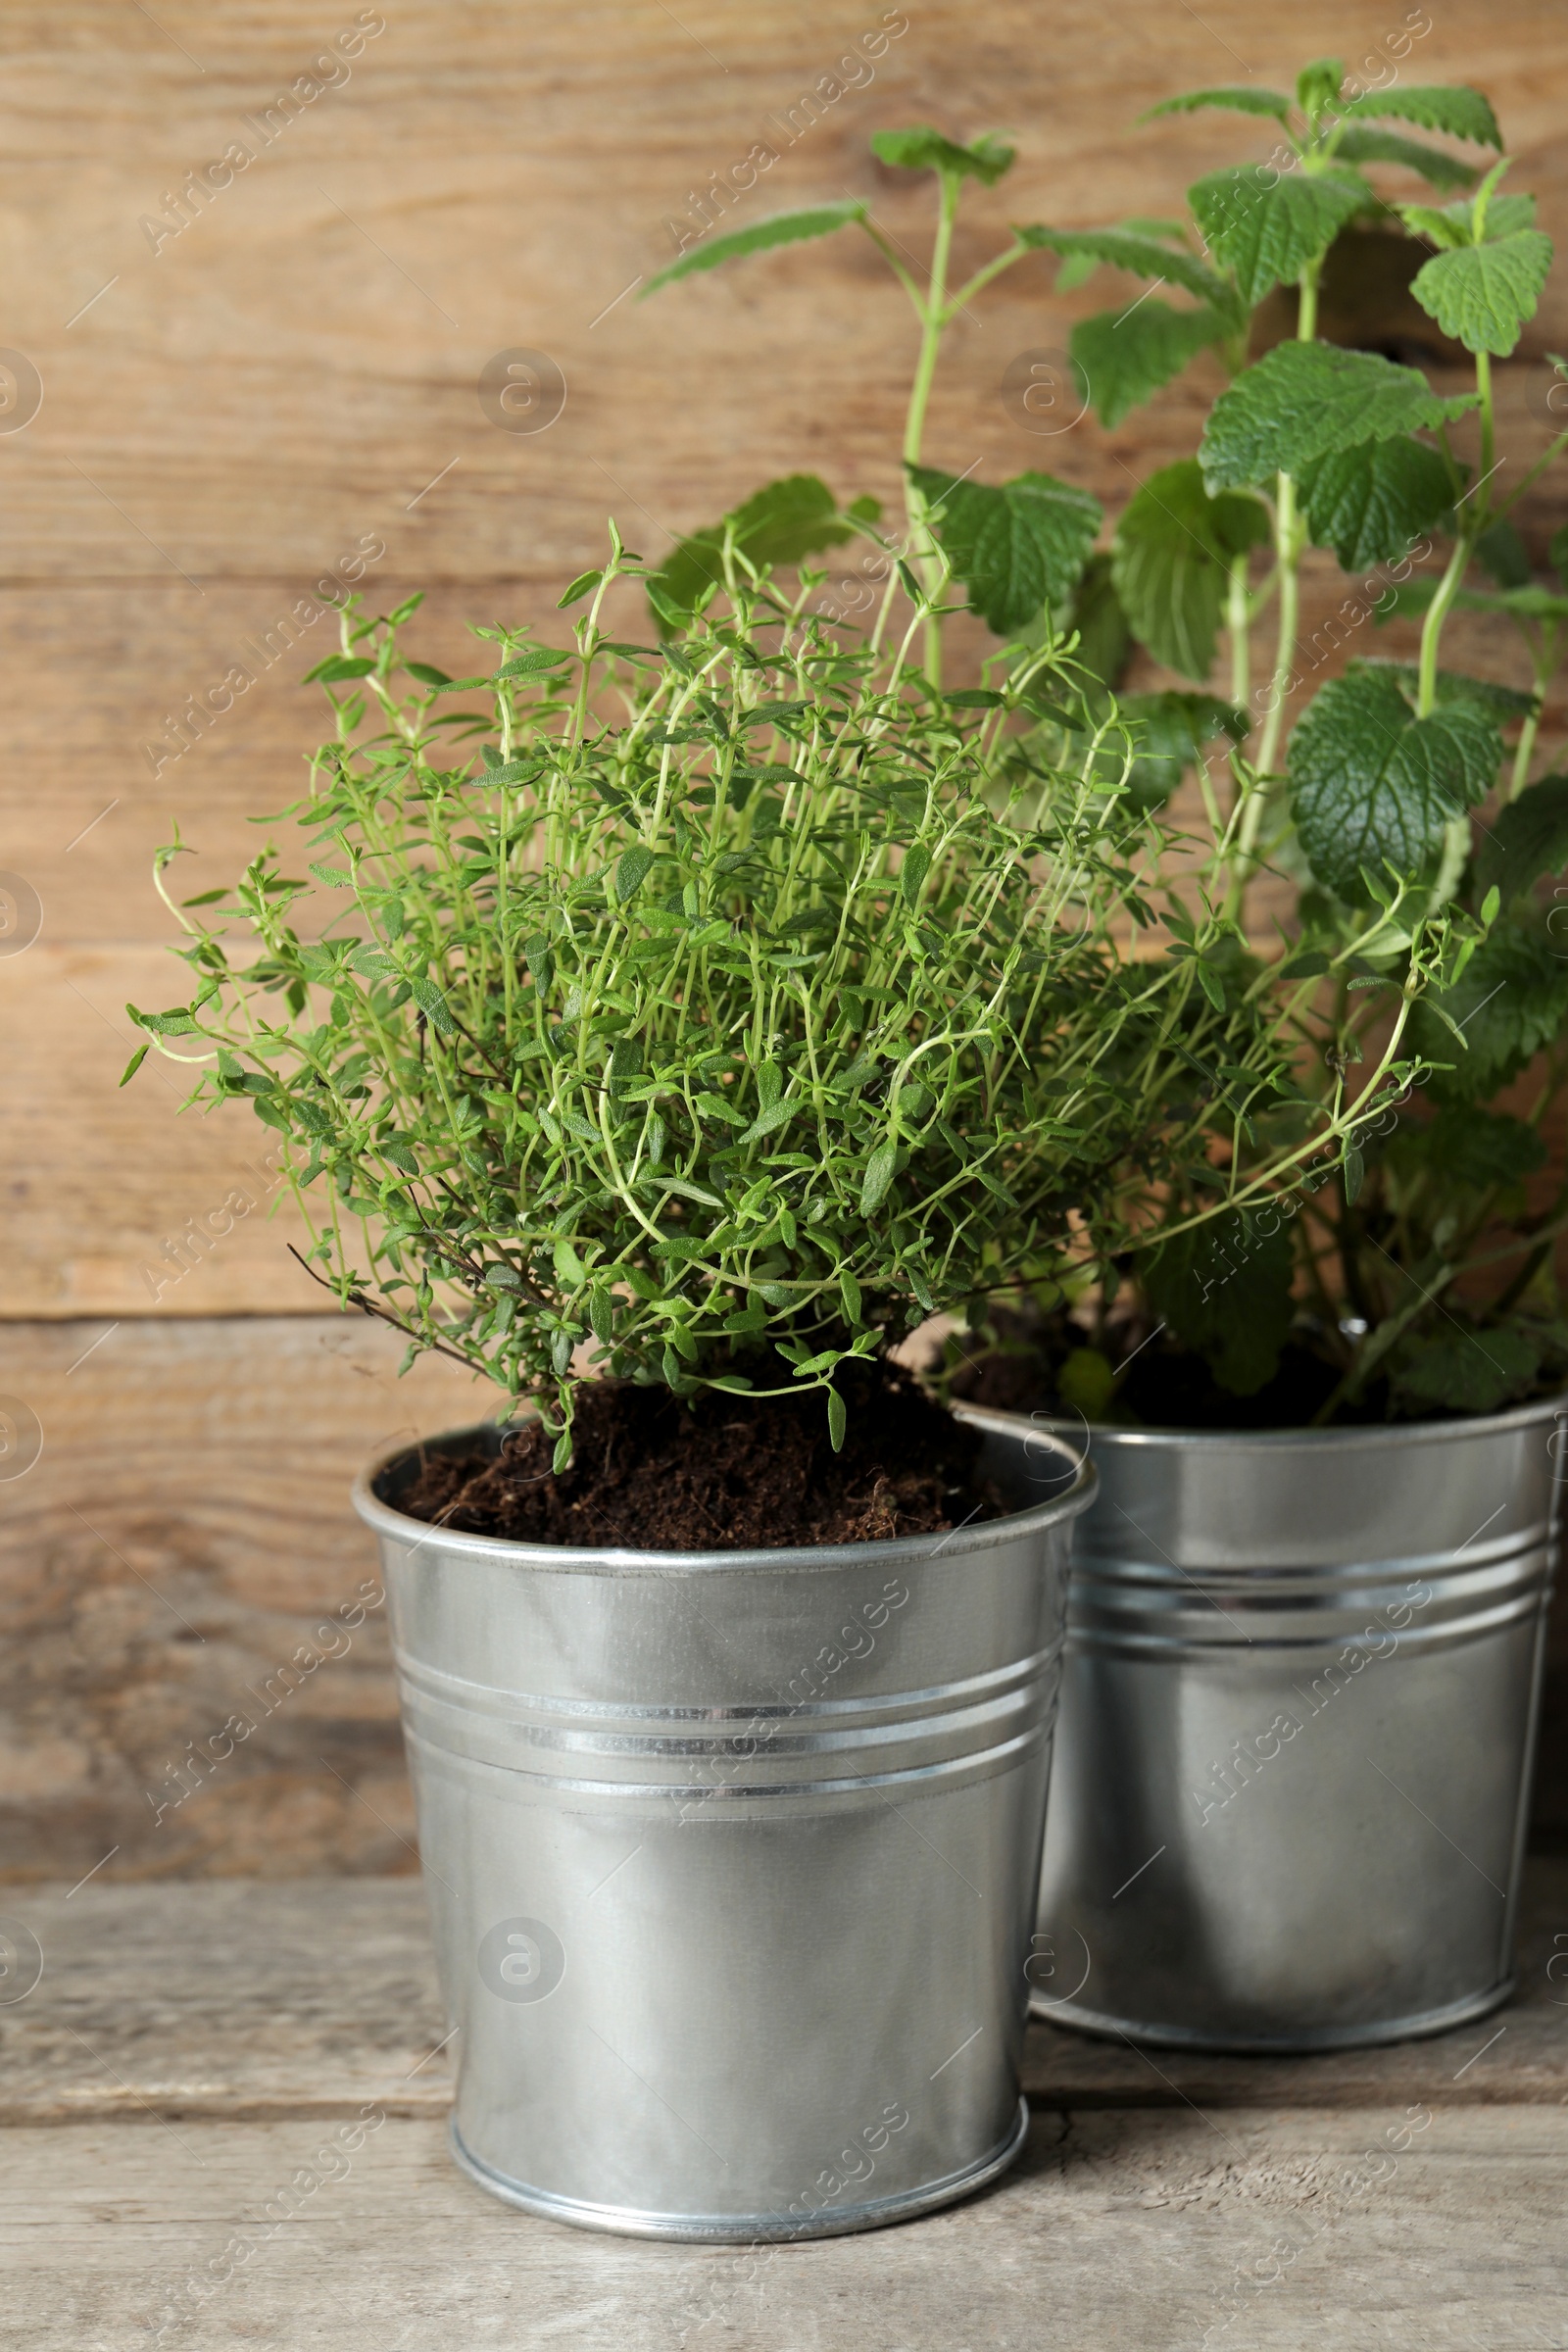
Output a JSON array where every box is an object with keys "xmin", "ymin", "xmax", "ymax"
[
  {"xmin": 1189, "ymin": 166, "xmax": 1367, "ymax": 307},
  {"xmin": 1116, "ymin": 692, "xmax": 1251, "ymax": 809},
  {"xmin": 1477, "ymin": 775, "xmax": 1568, "ymax": 904},
  {"xmin": 1297, "ymin": 58, "xmax": 1345, "ymax": 118},
  {"xmin": 1411, "ymin": 917, "xmax": 1568, "ymax": 1101},
  {"xmin": 1144, "ymin": 1208, "xmax": 1296, "ymax": 1396},
  {"xmin": 871, "ymin": 124, "xmax": 1014, "ymax": 183},
  {"xmin": 1411, "ymin": 230, "xmax": 1554, "ymax": 357},
  {"xmin": 1062, "ymin": 551, "xmax": 1131, "ymax": 688},
  {"xmin": 909, "ymin": 466, "xmax": 1102, "ymax": 634},
  {"xmin": 1355, "ymin": 660, "xmax": 1537, "ymax": 721},
  {"xmin": 1200, "ymin": 339, "xmax": 1478, "ymax": 490},
  {"xmin": 643, "ymin": 200, "xmax": 867, "ymax": 293},
  {"xmin": 1015, "ymin": 222, "xmax": 1234, "ymax": 311},
  {"xmin": 1288, "ymin": 667, "xmax": 1502, "ymax": 902},
  {"xmin": 1142, "ymin": 84, "xmax": 1293, "ymax": 124},
  {"xmin": 1111, "ymin": 459, "xmax": 1270, "ymax": 680},
  {"xmin": 1390, "ymin": 1104, "xmax": 1547, "ymax": 1191},
  {"xmin": 1477, "ymin": 517, "xmax": 1532, "ymax": 588},
  {"xmin": 1340, "ymin": 84, "xmax": 1502, "ymax": 149},
  {"xmin": 1069, "ymin": 300, "xmax": 1231, "ymax": 427},
  {"xmin": 1331, "ymin": 126, "xmax": 1478, "ymax": 192},
  {"xmin": 1393, "ymin": 1320, "xmax": 1541, "ymax": 1413},
  {"xmin": 1297, "ymin": 433, "xmax": 1453, "ymax": 568},
  {"xmin": 649, "ymin": 473, "xmax": 869, "ymax": 632}
]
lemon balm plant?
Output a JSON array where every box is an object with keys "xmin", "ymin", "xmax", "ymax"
[{"xmin": 639, "ymin": 101, "xmax": 1543, "ymax": 1424}]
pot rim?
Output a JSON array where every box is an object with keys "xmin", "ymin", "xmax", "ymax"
[
  {"xmin": 964, "ymin": 1388, "xmax": 1568, "ymax": 1455},
  {"xmin": 352, "ymin": 1399, "xmax": 1096, "ymax": 1576}
]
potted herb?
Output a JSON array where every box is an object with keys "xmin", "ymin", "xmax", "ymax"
[
  {"xmin": 639, "ymin": 89, "xmax": 1566, "ymax": 2048},
  {"xmin": 127, "ymin": 490, "xmax": 1348, "ymax": 2231},
  {"xmin": 906, "ymin": 66, "xmax": 1567, "ymax": 2049}
]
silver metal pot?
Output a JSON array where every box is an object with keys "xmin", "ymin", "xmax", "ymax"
[
  {"xmin": 989, "ymin": 1398, "xmax": 1564, "ymax": 2052},
  {"xmin": 353, "ymin": 1406, "xmax": 1092, "ymax": 2239}
]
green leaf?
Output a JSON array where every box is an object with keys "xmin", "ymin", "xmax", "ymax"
[
  {"xmin": 1111, "ymin": 459, "xmax": 1270, "ymax": 680},
  {"xmin": 643, "ymin": 200, "xmax": 867, "ymax": 293},
  {"xmin": 1297, "ymin": 434, "xmax": 1453, "ymax": 568},
  {"xmin": 1477, "ymin": 775, "xmax": 1568, "ymax": 903},
  {"xmin": 1331, "ymin": 126, "xmax": 1478, "ymax": 192},
  {"xmin": 119, "ymin": 1042, "xmax": 150, "ymax": 1086},
  {"xmin": 1199, "ymin": 339, "xmax": 1478, "ymax": 490},
  {"xmin": 403, "ymin": 660, "xmax": 453, "ymax": 686},
  {"xmin": 901, "ymin": 842, "xmax": 932, "ymax": 906},
  {"xmin": 1142, "ymin": 84, "xmax": 1293, "ymax": 123},
  {"xmin": 1069, "ymin": 301, "xmax": 1231, "ymax": 428},
  {"xmin": 1408, "ymin": 917, "xmax": 1568, "ymax": 1100},
  {"xmin": 909, "ymin": 466, "xmax": 1102, "ymax": 634},
  {"xmin": 650, "ymin": 473, "xmax": 870, "ymax": 630},
  {"xmin": 1357, "ymin": 660, "xmax": 1537, "ymax": 721},
  {"xmin": 859, "ymin": 1141, "xmax": 898, "ymax": 1216},
  {"xmin": 1411, "ymin": 230, "xmax": 1554, "ymax": 357},
  {"xmin": 1188, "ymin": 166, "xmax": 1367, "ymax": 308},
  {"xmin": 870, "ymin": 124, "xmax": 1014, "ymax": 183},
  {"xmin": 840, "ymin": 1268, "xmax": 862, "ymax": 1326},
  {"xmin": 1393, "ymin": 1321, "xmax": 1541, "ymax": 1414},
  {"xmin": 1287, "ymin": 667, "xmax": 1502, "ymax": 902},
  {"xmin": 826, "ymin": 1385, "xmax": 848, "ymax": 1452},
  {"xmin": 407, "ymin": 976, "xmax": 456, "ymax": 1034},
  {"xmin": 1115, "ymin": 691, "xmax": 1250, "ymax": 809},
  {"xmin": 1339, "ymin": 85, "xmax": 1502, "ymax": 149},
  {"xmin": 614, "ymin": 845, "xmax": 656, "ymax": 903},
  {"xmin": 1062, "ymin": 552, "xmax": 1131, "ymax": 687},
  {"xmin": 1477, "ymin": 518, "xmax": 1532, "ymax": 589},
  {"xmin": 1297, "ymin": 58, "xmax": 1345, "ymax": 118},
  {"xmin": 1015, "ymin": 222, "xmax": 1234, "ymax": 311},
  {"xmin": 495, "ymin": 649, "xmax": 573, "ymax": 677},
  {"xmin": 309, "ymin": 655, "xmax": 376, "ymax": 683},
  {"xmin": 557, "ymin": 569, "xmax": 602, "ymax": 609},
  {"xmin": 1391, "ymin": 1104, "xmax": 1547, "ymax": 1191},
  {"xmin": 1144, "ymin": 1209, "xmax": 1296, "ymax": 1396}
]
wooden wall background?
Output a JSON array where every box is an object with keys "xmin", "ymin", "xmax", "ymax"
[{"xmin": 4, "ymin": 0, "xmax": 1568, "ymax": 1881}]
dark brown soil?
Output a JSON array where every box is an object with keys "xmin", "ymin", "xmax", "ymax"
[
  {"xmin": 395, "ymin": 1368, "xmax": 999, "ymax": 1550},
  {"xmin": 946, "ymin": 1305, "xmax": 1393, "ymax": 1431}
]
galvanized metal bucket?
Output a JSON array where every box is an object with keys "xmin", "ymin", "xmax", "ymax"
[
  {"xmin": 354, "ymin": 1406, "xmax": 1093, "ymax": 2238},
  {"xmin": 981, "ymin": 1398, "xmax": 1564, "ymax": 2052}
]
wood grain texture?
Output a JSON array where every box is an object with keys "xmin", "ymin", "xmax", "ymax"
[
  {"xmin": 0, "ymin": 1316, "xmax": 490, "ymax": 1883},
  {"xmin": 4, "ymin": 1866, "xmax": 1568, "ymax": 2129},
  {"xmin": 3, "ymin": 0, "xmax": 1568, "ymax": 1315},
  {"xmin": 8, "ymin": 2104, "xmax": 1568, "ymax": 2351}
]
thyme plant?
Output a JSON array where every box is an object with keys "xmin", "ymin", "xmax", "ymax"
[{"xmin": 128, "ymin": 556, "xmax": 1331, "ymax": 1456}]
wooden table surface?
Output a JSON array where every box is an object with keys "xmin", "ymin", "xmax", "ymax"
[{"xmin": 5, "ymin": 1867, "xmax": 1568, "ymax": 2349}]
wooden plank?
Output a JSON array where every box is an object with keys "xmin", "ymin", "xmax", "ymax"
[
  {"xmin": 4, "ymin": 2104, "xmax": 1567, "ymax": 2350},
  {"xmin": 0, "ymin": 1317, "xmax": 490, "ymax": 1884},
  {"xmin": 4, "ymin": 0, "xmax": 1567, "ymax": 1315},
  {"xmin": 4, "ymin": 1866, "xmax": 1567, "ymax": 2127}
]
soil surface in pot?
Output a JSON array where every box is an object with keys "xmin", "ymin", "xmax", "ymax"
[{"xmin": 397, "ymin": 1368, "xmax": 1001, "ymax": 1549}]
